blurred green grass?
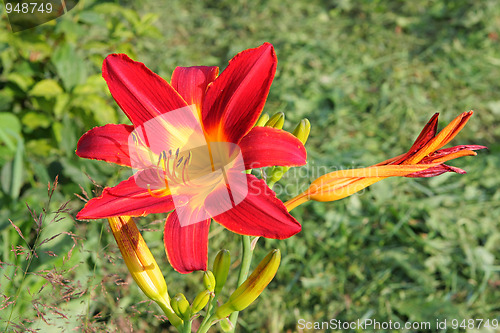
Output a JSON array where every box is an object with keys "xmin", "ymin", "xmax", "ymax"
[{"xmin": 1, "ymin": 0, "xmax": 499, "ymax": 332}]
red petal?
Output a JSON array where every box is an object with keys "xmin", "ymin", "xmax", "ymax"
[
  {"xmin": 164, "ymin": 211, "xmax": 210, "ymax": 274},
  {"xmin": 391, "ymin": 113, "xmax": 439, "ymax": 165},
  {"xmin": 210, "ymin": 174, "xmax": 301, "ymax": 239},
  {"xmin": 406, "ymin": 164, "xmax": 466, "ymax": 178},
  {"xmin": 103, "ymin": 54, "xmax": 187, "ymax": 127},
  {"xmin": 76, "ymin": 175, "xmax": 174, "ymax": 219},
  {"xmin": 239, "ymin": 127, "xmax": 307, "ymax": 169},
  {"xmin": 421, "ymin": 145, "xmax": 487, "ymax": 162},
  {"xmin": 202, "ymin": 43, "xmax": 277, "ymax": 143},
  {"xmin": 171, "ymin": 66, "xmax": 219, "ymax": 114},
  {"xmin": 403, "ymin": 111, "xmax": 474, "ymax": 164},
  {"xmin": 76, "ymin": 124, "xmax": 134, "ymax": 166}
]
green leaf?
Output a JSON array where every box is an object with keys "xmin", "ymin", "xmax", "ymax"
[
  {"xmin": 6, "ymin": 73, "xmax": 34, "ymax": 92},
  {"xmin": 93, "ymin": 3, "xmax": 126, "ymax": 15},
  {"xmin": 0, "ymin": 138, "xmax": 24, "ymax": 200},
  {"xmin": 29, "ymin": 79, "xmax": 63, "ymax": 97},
  {"xmin": 0, "ymin": 146, "xmax": 13, "ymax": 165},
  {"xmin": 54, "ymin": 19, "xmax": 86, "ymax": 42},
  {"xmin": 0, "ymin": 113, "xmax": 22, "ymax": 151},
  {"xmin": 54, "ymin": 93, "xmax": 70, "ymax": 119},
  {"xmin": 120, "ymin": 8, "xmax": 141, "ymax": 27},
  {"xmin": 78, "ymin": 11, "xmax": 106, "ymax": 26},
  {"xmin": 60, "ymin": 158, "xmax": 91, "ymax": 187},
  {"xmin": 90, "ymin": 97, "xmax": 118, "ymax": 125},
  {"xmin": 22, "ymin": 112, "xmax": 52, "ymax": 131},
  {"xmin": 52, "ymin": 43, "xmax": 88, "ymax": 91},
  {"xmin": 0, "ymin": 161, "xmax": 13, "ymax": 194},
  {"xmin": 53, "ymin": 115, "xmax": 77, "ymax": 157},
  {"xmin": 11, "ymin": 138, "xmax": 24, "ymax": 199},
  {"xmin": 71, "ymin": 92, "xmax": 117, "ymax": 125},
  {"xmin": 72, "ymin": 73, "xmax": 107, "ymax": 94},
  {"xmin": 0, "ymin": 112, "xmax": 21, "ymax": 135},
  {"xmin": 0, "ymin": 89, "xmax": 15, "ymax": 111},
  {"xmin": 29, "ymin": 157, "xmax": 50, "ymax": 185},
  {"xmin": 25, "ymin": 139, "xmax": 53, "ymax": 157}
]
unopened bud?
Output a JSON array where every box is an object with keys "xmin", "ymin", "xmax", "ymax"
[
  {"xmin": 265, "ymin": 112, "xmax": 285, "ymax": 129},
  {"xmin": 216, "ymin": 249, "xmax": 281, "ymax": 318},
  {"xmin": 203, "ymin": 271, "xmax": 216, "ymax": 292},
  {"xmin": 107, "ymin": 216, "xmax": 167, "ymax": 301},
  {"xmin": 267, "ymin": 166, "xmax": 289, "ymax": 185},
  {"xmin": 213, "ymin": 249, "xmax": 231, "ymax": 294},
  {"xmin": 255, "ymin": 113, "xmax": 270, "ymax": 127},
  {"xmin": 171, "ymin": 293, "xmax": 191, "ymax": 320},
  {"xmin": 191, "ymin": 290, "xmax": 211, "ymax": 313},
  {"xmin": 267, "ymin": 119, "xmax": 310, "ymax": 186},
  {"xmin": 292, "ymin": 118, "xmax": 311, "ymax": 145},
  {"xmin": 107, "ymin": 216, "xmax": 182, "ymax": 327}
]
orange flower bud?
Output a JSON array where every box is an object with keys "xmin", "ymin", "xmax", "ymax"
[{"xmin": 107, "ymin": 216, "xmax": 182, "ymax": 327}]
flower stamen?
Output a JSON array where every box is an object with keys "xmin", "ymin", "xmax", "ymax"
[
  {"xmin": 147, "ymin": 183, "xmax": 168, "ymax": 198},
  {"xmin": 131, "ymin": 131, "xmax": 156, "ymax": 166},
  {"xmin": 181, "ymin": 151, "xmax": 196, "ymax": 187}
]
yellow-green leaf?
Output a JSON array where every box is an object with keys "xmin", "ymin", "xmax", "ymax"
[{"xmin": 29, "ymin": 79, "xmax": 63, "ymax": 97}]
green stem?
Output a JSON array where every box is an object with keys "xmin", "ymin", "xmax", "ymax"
[
  {"xmin": 197, "ymin": 236, "xmax": 254, "ymax": 333},
  {"xmin": 198, "ymin": 172, "xmax": 270, "ymax": 332},
  {"xmin": 197, "ymin": 313, "xmax": 217, "ymax": 333},
  {"xmin": 228, "ymin": 235, "xmax": 253, "ymax": 331},
  {"xmin": 197, "ymin": 294, "xmax": 217, "ymax": 333},
  {"xmin": 181, "ymin": 319, "xmax": 192, "ymax": 333}
]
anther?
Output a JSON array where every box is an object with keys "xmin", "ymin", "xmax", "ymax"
[
  {"xmin": 131, "ymin": 132, "xmax": 139, "ymax": 145},
  {"xmin": 130, "ymin": 132, "xmax": 152, "ymax": 167},
  {"xmin": 156, "ymin": 152, "xmax": 167, "ymax": 180}
]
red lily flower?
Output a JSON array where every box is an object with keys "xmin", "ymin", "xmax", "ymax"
[
  {"xmin": 285, "ymin": 111, "xmax": 486, "ymax": 210},
  {"xmin": 76, "ymin": 43, "xmax": 306, "ymax": 273}
]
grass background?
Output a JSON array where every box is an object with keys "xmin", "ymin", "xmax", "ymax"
[{"xmin": 1, "ymin": 0, "xmax": 499, "ymax": 332}]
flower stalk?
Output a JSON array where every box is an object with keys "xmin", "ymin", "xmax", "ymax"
[{"xmin": 228, "ymin": 235, "xmax": 253, "ymax": 330}]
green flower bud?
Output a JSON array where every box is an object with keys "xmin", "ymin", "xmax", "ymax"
[
  {"xmin": 203, "ymin": 271, "xmax": 216, "ymax": 292},
  {"xmin": 255, "ymin": 113, "xmax": 270, "ymax": 127},
  {"xmin": 267, "ymin": 166, "xmax": 289, "ymax": 185},
  {"xmin": 267, "ymin": 119, "xmax": 310, "ymax": 186},
  {"xmin": 191, "ymin": 290, "xmax": 211, "ymax": 313},
  {"xmin": 171, "ymin": 293, "xmax": 191, "ymax": 320},
  {"xmin": 265, "ymin": 112, "xmax": 285, "ymax": 129},
  {"xmin": 292, "ymin": 118, "xmax": 311, "ymax": 145},
  {"xmin": 216, "ymin": 249, "xmax": 281, "ymax": 319},
  {"xmin": 213, "ymin": 249, "xmax": 231, "ymax": 295}
]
